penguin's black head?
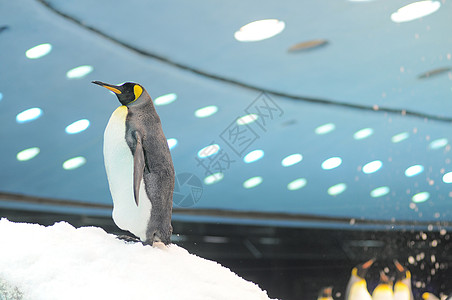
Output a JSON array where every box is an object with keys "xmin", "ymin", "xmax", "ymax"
[
  {"xmin": 317, "ymin": 286, "xmax": 333, "ymax": 299},
  {"xmin": 394, "ymin": 259, "xmax": 411, "ymax": 281},
  {"xmin": 92, "ymin": 81, "xmax": 144, "ymax": 106},
  {"xmin": 352, "ymin": 258, "xmax": 375, "ymax": 278}
]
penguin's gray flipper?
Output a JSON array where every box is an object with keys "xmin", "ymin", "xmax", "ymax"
[{"xmin": 133, "ymin": 131, "xmax": 145, "ymax": 206}]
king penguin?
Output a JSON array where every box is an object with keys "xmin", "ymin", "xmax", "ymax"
[
  {"xmin": 93, "ymin": 81, "xmax": 175, "ymax": 245},
  {"xmin": 372, "ymin": 271, "xmax": 394, "ymax": 300},
  {"xmin": 317, "ymin": 286, "xmax": 334, "ymax": 300},
  {"xmin": 345, "ymin": 258, "xmax": 375, "ymax": 300},
  {"xmin": 393, "ymin": 260, "xmax": 414, "ymax": 300}
]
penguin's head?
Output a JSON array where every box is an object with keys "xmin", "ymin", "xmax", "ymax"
[
  {"xmin": 317, "ymin": 286, "xmax": 333, "ymax": 299},
  {"xmin": 352, "ymin": 258, "xmax": 375, "ymax": 279},
  {"xmin": 92, "ymin": 81, "xmax": 145, "ymax": 106},
  {"xmin": 394, "ymin": 259, "xmax": 411, "ymax": 281}
]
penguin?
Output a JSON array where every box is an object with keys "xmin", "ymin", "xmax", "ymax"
[
  {"xmin": 317, "ymin": 286, "xmax": 334, "ymax": 300},
  {"xmin": 93, "ymin": 81, "xmax": 175, "ymax": 245},
  {"xmin": 345, "ymin": 258, "xmax": 375, "ymax": 300},
  {"xmin": 393, "ymin": 260, "xmax": 414, "ymax": 300},
  {"xmin": 422, "ymin": 293, "xmax": 440, "ymax": 300},
  {"xmin": 372, "ymin": 271, "xmax": 394, "ymax": 300}
]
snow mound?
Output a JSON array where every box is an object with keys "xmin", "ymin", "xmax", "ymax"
[{"xmin": 0, "ymin": 219, "xmax": 275, "ymax": 300}]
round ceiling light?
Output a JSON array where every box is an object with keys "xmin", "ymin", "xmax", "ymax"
[
  {"xmin": 66, "ymin": 65, "xmax": 93, "ymax": 79},
  {"xmin": 63, "ymin": 156, "xmax": 86, "ymax": 170},
  {"xmin": 234, "ymin": 19, "xmax": 285, "ymax": 42},
  {"xmin": 362, "ymin": 160, "xmax": 383, "ymax": 174},
  {"xmin": 328, "ymin": 183, "xmax": 347, "ymax": 196},
  {"xmin": 243, "ymin": 176, "xmax": 263, "ymax": 189},
  {"xmin": 321, "ymin": 157, "xmax": 342, "ymax": 170},
  {"xmin": 237, "ymin": 114, "xmax": 258, "ymax": 125},
  {"xmin": 281, "ymin": 154, "xmax": 303, "ymax": 167},
  {"xmin": 154, "ymin": 93, "xmax": 177, "ymax": 106},
  {"xmin": 16, "ymin": 107, "xmax": 43, "ymax": 123},
  {"xmin": 287, "ymin": 178, "xmax": 307, "ymax": 191},
  {"xmin": 315, "ymin": 123, "xmax": 335, "ymax": 135},
  {"xmin": 353, "ymin": 128, "xmax": 374, "ymax": 140},
  {"xmin": 16, "ymin": 147, "xmax": 40, "ymax": 161},
  {"xmin": 197, "ymin": 144, "xmax": 220, "ymax": 158},
  {"xmin": 391, "ymin": 132, "xmax": 410, "ymax": 143},
  {"xmin": 25, "ymin": 43, "xmax": 52, "ymax": 59},
  {"xmin": 204, "ymin": 172, "xmax": 224, "ymax": 185},
  {"xmin": 391, "ymin": 0, "xmax": 441, "ymax": 23},
  {"xmin": 167, "ymin": 138, "xmax": 178, "ymax": 150},
  {"xmin": 65, "ymin": 119, "xmax": 90, "ymax": 134},
  {"xmin": 194, "ymin": 105, "xmax": 218, "ymax": 118},
  {"xmin": 370, "ymin": 186, "xmax": 390, "ymax": 198},
  {"xmin": 243, "ymin": 150, "xmax": 264, "ymax": 163}
]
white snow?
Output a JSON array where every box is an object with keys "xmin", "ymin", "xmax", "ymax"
[{"xmin": 0, "ymin": 219, "xmax": 275, "ymax": 300}]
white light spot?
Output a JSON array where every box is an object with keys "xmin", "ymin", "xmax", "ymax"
[
  {"xmin": 287, "ymin": 178, "xmax": 307, "ymax": 191},
  {"xmin": 370, "ymin": 186, "xmax": 390, "ymax": 198},
  {"xmin": 391, "ymin": 0, "xmax": 441, "ymax": 23},
  {"xmin": 442, "ymin": 172, "xmax": 452, "ymax": 183},
  {"xmin": 16, "ymin": 107, "xmax": 42, "ymax": 123},
  {"xmin": 234, "ymin": 19, "xmax": 285, "ymax": 42},
  {"xmin": 154, "ymin": 93, "xmax": 177, "ymax": 106},
  {"xmin": 66, "ymin": 65, "xmax": 93, "ymax": 79},
  {"xmin": 16, "ymin": 147, "xmax": 40, "ymax": 161},
  {"xmin": 353, "ymin": 128, "xmax": 374, "ymax": 140},
  {"xmin": 197, "ymin": 144, "xmax": 220, "ymax": 158},
  {"xmin": 167, "ymin": 138, "xmax": 178, "ymax": 150},
  {"xmin": 243, "ymin": 150, "xmax": 264, "ymax": 163},
  {"xmin": 204, "ymin": 172, "xmax": 224, "ymax": 185},
  {"xmin": 429, "ymin": 138, "xmax": 448, "ymax": 149},
  {"xmin": 281, "ymin": 154, "xmax": 303, "ymax": 167},
  {"xmin": 412, "ymin": 192, "xmax": 430, "ymax": 203},
  {"xmin": 237, "ymin": 114, "xmax": 258, "ymax": 125},
  {"xmin": 362, "ymin": 160, "xmax": 383, "ymax": 174},
  {"xmin": 194, "ymin": 105, "xmax": 218, "ymax": 118},
  {"xmin": 243, "ymin": 176, "xmax": 263, "ymax": 189},
  {"xmin": 63, "ymin": 156, "xmax": 86, "ymax": 170},
  {"xmin": 405, "ymin": 165, "xmax": 424, "ymax": 177},
  {"xmin": 392, "ymin": 132, "xmax": 410, "ymax": 143},
  {"xmin": 25, "ymin": 43, "xmax": 52, "ymax": 59},
  {"xmin": 328, "ymin": 183, "xmax": 347, "ymax": 196},
  {"xmin": 0, "ymin": 92, "xmax": 3, "ymax": 102},
  {"xmin": 321, "ymin": 157, "xmax": 342, "ymax": 170},
  {"xmin": 315, "ymin": 123, "xmax": 336, "ymax": 135},
  {"xmin": 65, "ymin": 119, "xmax": 90, "ymax": 134}
]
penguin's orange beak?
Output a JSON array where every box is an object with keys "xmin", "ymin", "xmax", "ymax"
[
  {"xmin": 362, "ymin": 258, "xmax": 375, "ymax": 269},
  {"xmin": 92, "ymin": 81, "xmax": 122, "ymax": 94}
]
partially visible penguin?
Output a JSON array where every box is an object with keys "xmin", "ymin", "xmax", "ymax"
[
  {"xmin": 372, "ymin": 271, "xmax": 394, "ymax": 300},
  {"xmin": 393, "ymin": 260, "xmax": 414, "ymax": 300},
  {"xmin": 93, "ymin": 81, "xmax": 175, "ymax": 245},
  {"xmin": 345, "ymin": 258, "xmax": 375, "ymax": 300},
  {"xmin": 422, "ymin": 293, "xmax": 440, "ymax": 300},
  {"xmin": 317, "ymin": 286, "xmax": 334, "ymax": 300}
]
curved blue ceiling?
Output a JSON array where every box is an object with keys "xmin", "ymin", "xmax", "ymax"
[{"xmin": 0, "ymin": 0, "xmax": 451, "ymax": 229}]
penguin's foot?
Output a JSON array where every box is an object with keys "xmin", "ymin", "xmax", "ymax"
[
  {"xmin": 145, "ymin": 229, "xmax": 171, "ymax": 246},
  {"xmin": 116, "ymin": 234, "xmax": 141, "ymax": 243}
]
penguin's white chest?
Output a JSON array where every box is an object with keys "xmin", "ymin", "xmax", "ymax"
[
  {"xmin": 372, "ymin": 286, "xmax": 394, "ymax": 300},
  {"xmin": 103, "ymin": 106, "xmax": 152, "ymax": 241},
  {"xmin": 349, "ymin": 283, "xmax": 372, "ymax": 300}
]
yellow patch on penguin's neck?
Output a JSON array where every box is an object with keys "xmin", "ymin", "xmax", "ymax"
[
  {"xmin": 133, "ymin": 84, "xmax": 143, "ymax": 101},
  {"xmin": 394, "ymin": 281, "xmax": 409, "ymax": 292}
]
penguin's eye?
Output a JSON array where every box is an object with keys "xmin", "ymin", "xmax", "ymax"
[{"xmin": 134, "ymin": 85, "xmax": 143, "ymax": 100}]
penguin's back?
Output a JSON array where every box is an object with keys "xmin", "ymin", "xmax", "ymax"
[{"xmin": 103, "ymin": 106, "xmax": 152, "ymax": 241}]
